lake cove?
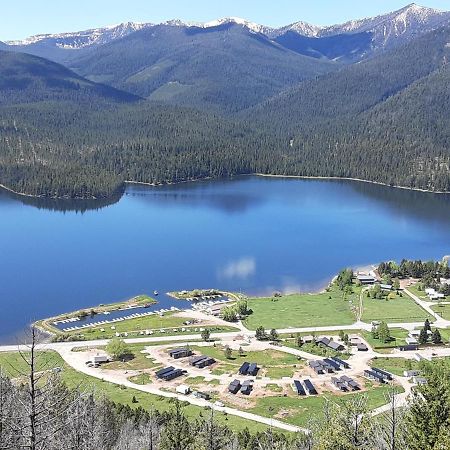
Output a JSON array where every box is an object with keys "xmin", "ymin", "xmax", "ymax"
[{"xmin": 0, "ymin": 176, "xmax": 449, "ymax": 343}]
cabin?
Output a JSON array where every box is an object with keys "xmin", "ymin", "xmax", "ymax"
[
  {"xmin": 340, "ymin": 375, "xmax": 360, "ymax": 391},
  {"xmin": 293, "ymin": 380, "xmax": 306, "ymax": 396},
  {"xmin": 404, "ymin": 370, "xmax": 420, "ymax": 377},
  {"xmin": 414, "ymin": 376, "xmax": 427, "ymax": 385},
  {"xmin": 169, "ymin": 348, "xmax": 193, "ymax": 359},
  {"xmin": 193, "ymin": 391, "xmax": 211, "ymax": 400},
  {"xmin": 349, "ymin": 337, "xmax": 361, "ymax": 346},
  {"xmin": 309, "ymin": 360, "xmax": 324, "ymax": 374},
  {"xmin": 155, "ymin": 366, "xmax": 175, "ymax": 378},
  {"xmin": 357, "ymin": 275, "xmax": 376, "ymax": 284},
  {"xmin": 92, "ymin": 355, "xmax": 109, "ymax": 364},
  {"xmin": 380, "ymin": 284, "xmax": 392, "ymax": 291},
  {"xmin": 399, "ymin": 344, "xmax": 419, "ymax": 351},
  {"xmin": 190, "ymin": 355, "xmax": 216, "ymax": 368},
  {"xmin": 304, "ymin": 379, "xmax": 318, "ymax": 395},
  {"xmin": 239, "ymin": 362, "xmax": 250, "ymax": 375},
  {"xmin": 176, "ymin": 385, "xmax": 190, "ymax": 395},
  {"xmin": 331, "ymin": 356, "xmax": 351, "ymax": 369},
  {"xmin": 357, "ymin": 343, "xmax": 368, "ymax": 352},
  {"xmin": 247, "ymin": 363, "xmax": 259, "ymax": 376},
  {"xmin": 316, "ymin": 337, "xmax": 345, "ymax": 352},
  {"xmin": 323, "ymin": 358, "xmax": 341, "ymax": 371},
  {"xmin": 331, "ymin": 377, "xmax": 347, "ymax": 391},
  {"xmin": 372, "ymin": 367, "xmax": 393, "ymax": 381},
  {"xmin": 240, "ymin": 380, "xmax": 253, "ymax": 395},
  {"xmin": 405, "ymin": 337, "xmax": 418, "ymax": 345},
  {"xmin": 228, "ymin": 379, "xmax": 241, "ymax": 394},
  {"xmin": 301, "ymin": 335, "xmax": 314, "ymax": 344},
  {"xmin": 157, "ymin": 367, "xmax": 185, "ymax": 381},
  {"xmin": 364, "ymin": 369, "xmax": 385, "ymax": 383}
]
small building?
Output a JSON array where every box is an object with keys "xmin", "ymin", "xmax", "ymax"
[
  {"xmin": 405, "ymin": 337, "xmax": 418, "ymax": 345},
  {"xmin": 349, "ymin": 337, "xmax": 361, "ymax": 346},
  {"xmin": 301, "ymin": 335, "xmax": 315, "ymax": 344},
  {"xmin": 194, "ymin": 357, "xmax": 216, "ymax": 369},
  {"xmin": 372, "ymin": 367, "xmax": 393, "ymax": 381},
  {"xmin": 247, "ymin": 363, "xmax": 259, "ymax": 376},
  {"xmin": 92, "ymin": 355, "xmax": 109, "ymax": 364},
  {"xmin": 169, "ymin": 348, "xmax": 193, "ymax": 359},
  {"xmin": 194, "ymin": 391, "xmax": 211, "ymax": 400},
  {"xmin": 399, "ymin": 344, "xmax": 419, "ymax": 352},
  {"xmin": 304, "ymin": 379, "xmax": 318, "ymax": 395},
  {"xmin": 380, "ymin": 284, "xmax": 393, "ymax": 291},
  {"xmin": 228, "ymin": 379, "xmax": 241, "ymax": 394},
  {"xmin": 357, "ymin": 343, "xmax": 368, "ymax": 352},
  {"xmin": 357, "ymin": 275, "xmax": 376, "ymax": 284},
  {"xmin": 240, "ymin": 380, "xmax": 253, "ymax": 395},
  {"xmin": 404, "ymin": 370, "xmax": 420, "ymax": 377},
  {"xmin": 157, "ymin": 367, "xmax": 185, "ymax": 381},
  {"xmin": 364, "ymin": 369, "xmax": 385, "ymax": 383},
  {"xmin": 414, "ymin": 376, "xmax": 427, "ymax": 385},
  {"xmin": 309, "ymin": 360, "xmax": 324, "ymax": 375},
  {"xmin": 293, "ymin": 380, "xmax": 306, "ymax": 396},
  {"xmin": 340, "ymin": 375, "xmax": 360, "ymax": 391},
  {"xmin": 176, "ymin": 385, "xmax": 191, "ymax": 395},
  {"xmin": 155, "ymin": 366, "xmax": 175, "ymax": 378},
  {"xmin": 324, "ymin": 358, "xmax": 341, "ymax": 371},
  {"xmin": 331, "ymin": 377, "xmax": 347, "ymax": 392},
  {"xmin": 239, "ymin": 362, "xmax": 250, "ymax": 375},
  {"xmin": 331, "ymin": 356, "xmax": 351, "ymax": 369},
  {"xmin": 316, "ymin": 337, "xmax": 344, "ymax": 352}
]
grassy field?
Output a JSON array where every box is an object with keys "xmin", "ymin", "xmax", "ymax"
[
  {"xmin": 431, "ymin": 304, "xmax": 450, "ymax": 321},
  {"xmin": 0, "ymin": 350, "xmax": 63, "ymax": 378},
  {"xmin": 249, "ymin": 382, "xmax": 403, "ymax": 427},
  {"xmin": 65, "ymin": 312, "xmax": 238, "ymax": 340},
  {"xmin": 244, "ymin": 285, "xmax": 358, "ymax": 330},
  {"xmin": 408, "ymin": 284, "xmax": 450, "ymax": 302},
  {"xmin": 362, "ymin": 329, "xmax": 410, "ymax": 353},
  {"xmin": 369, "ymin": 357, "xmax": 420, "ymax": 376},
  {"xmin": 361, "ymin": 292, "xmax": 432, "ymax": 323},
  {"xmin": 0, "ymin": 350, "xmax": 269, "ymax": 433},
  {"xmin": 187, "ymin": 345, "xmax": 303, "ymax": 379}
]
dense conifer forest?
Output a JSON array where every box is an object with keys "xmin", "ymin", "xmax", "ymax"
[{"xmin": 0, "ymin": 25, "xmax": 449, "ymax": 199}]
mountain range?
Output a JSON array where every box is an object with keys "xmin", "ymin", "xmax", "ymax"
[{"xmin": 0, "ymin": 3, "xmax": 449, "ymax": 198}]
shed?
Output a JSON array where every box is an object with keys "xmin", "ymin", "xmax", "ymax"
[
  {"xmin": 176, "ymin": 385, "xmax": 190, "ymax": 395},
  {"xmin": 247, "ymin": 363, "xmax": 259, "ymax": 376},
  {"xmin": 239, "ymin": 362, "xmax": 250, "ymax": 375},
  {"xmin": 303, "ymin": 379, "xmax": 317, "ymax": 395},
  {"xmin": 293, "ymin": 380, "xmax": 306, "ymax": 396},
  {"xmin": 240, "ymin": 380, "xmax": 253, "ymax": 395},
  {"xmin": 228, "ymin": 380, "xmax": 241, "ymax": 394},
  {"xmin": 357, "ymin": 343, "xmax": 368, "ymax": 352}
]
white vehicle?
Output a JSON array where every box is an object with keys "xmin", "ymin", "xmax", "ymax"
[{"xmin": 214, "ymin": 401, "xmax": 224, "ymax": 408}]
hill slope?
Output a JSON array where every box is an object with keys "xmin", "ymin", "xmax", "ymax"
[
  {"xmin": 67, "ymin": 23, "xmax": 338, "ymax": 112},
  {"xmin": 0, "ymin": 50, "xmax": 140, "ymax": 105}
]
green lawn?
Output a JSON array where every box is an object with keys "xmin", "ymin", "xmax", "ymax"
[
  {"xmin": 0, "ymin": 350, "xmax": 64, "ymax": 378},
  {"xmin": 65, "ymin": 312, "xmax": 238, "ymax": 340},
  {"xmin": 101, "ymin": 344, "xmax": 160, "ymax": 371},
  {"xmin": 431, "ymin": 304, "xmax": 450, "ymax": 321},
  {"xmin": 249, "ymin": 383, "xmax": 403, "ymax": 428},
  {"xmin": 361, "ymin": 292, "xmax": 432, "ymax": 323},
  {"xmin": 362, "ymin": 329, "xmax": 409, "ymax": 352},
  {"xmin": 370, "ymin": 357, "xmax": 420, "ymax": 376},
  {"xmin": 244, "ymin": 285, "xmax": 358, "ymax": 330},
  {"xmin": 0, "ymin": 350, "xmax": 269, "ymax": 433},
  {"xmin": 187, "ymin": 345, "xmax": 302, "ymax": 379}
]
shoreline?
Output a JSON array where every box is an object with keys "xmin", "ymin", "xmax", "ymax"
[{"xmin": 1, "ymin": 173, "xmax": 449, "ymax": 203}]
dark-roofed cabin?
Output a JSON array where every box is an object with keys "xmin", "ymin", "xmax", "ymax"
[
  {"xmin": 160, "ymin": 369, "xmax": 184, "ymax": 381},
  {"xmin": 324, "ymin": 358, "xmax": 341, "ymax": 371},
  {"xmin": 316, "ymin": 337, "xmax": 330, "ymax": 348},
  {"xmin": 169, "ymin": 348, "xmax": 193, "ymax": 359},
  {"xmin": 399, "ymin": 344, "xmax": 419, "ymax": 351},
  {"xmin": 247, "ymin": 363, "xmax": 259, "ymax": 376},
  {"xmin": 293, "ymin": 380, "xmax": 306, "ymax": 396},
  {"xmin": 372, "ymin": 367, "xmax": 393, "ymax": 381},
  {"xmin": 240, "ymin": 380, "xmax": 253, "ymax": 395},
  {"xmin": 309, "ymin": 360, "xmax": 324, "ymax": 375},
  {"xmin": 194, "ymin": 357, "xmax": 215, "ymax": 369},
  {"xmin": 364, "ymin": 369, "xmax": 385, "ymax": 383},
  {"xmin": 239, "ymin": 362, "xmax": 250, "ymax": 375},
  {"xmin": 357, "ymin": 275, "xmax": 376, "ymax": 284},
  {"xmin": 331, "ymin": 356, "xmax": 350, "ymax": 369},
  {"xmin": 331, "ymin": 377, "xmax": 347, "ymax": 391},
  {"xmin": 228, "ymin": 380, "xmax": 241, "ymax": 394},
  {"xmin": 304, "ymin": 379, "xmax": 317, "ymax": 395},
  {"xmin": 156, "ymin": 366, "xmax": 175, "ymax": 378},
  {"xmin": 357, "ymin": 343, "xmax": 368, "ymax": 352}
]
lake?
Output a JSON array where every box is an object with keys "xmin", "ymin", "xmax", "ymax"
[{"xmin": 0, "ymin": 176, "xmax": 449, "ymax": 343}]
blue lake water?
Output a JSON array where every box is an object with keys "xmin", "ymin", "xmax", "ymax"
[{"xmin": 0, "ymin": 176, "xmax": 449, "ymax": 343}]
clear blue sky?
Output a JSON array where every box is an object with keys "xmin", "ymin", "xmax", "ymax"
[{"xmin": 2, "ymin": 0, "xmax": 449, "ymax": 41}]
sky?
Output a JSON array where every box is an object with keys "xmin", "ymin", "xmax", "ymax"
[{"xmin": 2, "ymin": 0, "xmax": 450, "ymax": 41}]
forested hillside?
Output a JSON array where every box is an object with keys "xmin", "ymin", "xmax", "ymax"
[
  {"xmin": 0, "ymin": 25, "xmax": 449, "ymax": 199},
  {"xmin": 67, "ymin": 23, "xmax": 338, "ymax": 112}
]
